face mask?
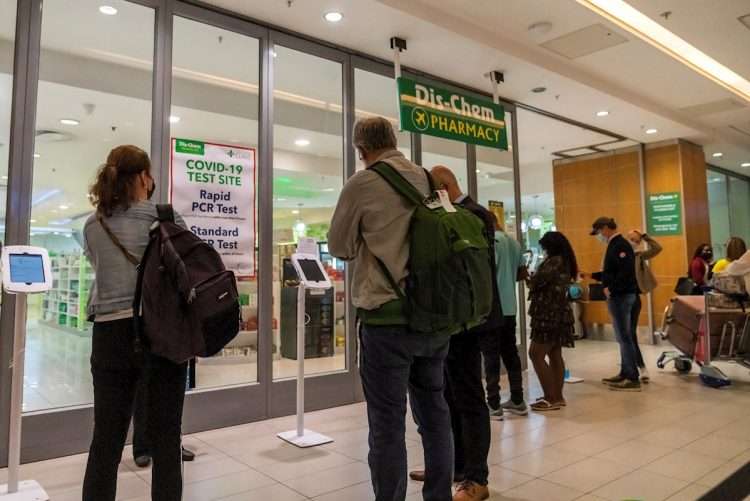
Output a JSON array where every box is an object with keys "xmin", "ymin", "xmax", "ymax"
[{"xmin": 596, "ymin": 233, "xmax": 608, "ymax": 244}]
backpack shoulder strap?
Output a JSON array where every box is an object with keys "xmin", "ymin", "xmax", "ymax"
[
  {"xmin": 156, "ymin": 204, "xmax": 176, "ymax": 223},
  {"xmin": 369, "ymin": 162, "xmax": 427, "ymax": 207}
]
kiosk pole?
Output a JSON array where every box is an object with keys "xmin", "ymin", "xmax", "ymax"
[
  {"xmin": 7, "ymin": 294, "xmax": 27, "ymax": 493},
  {"xmin": 295, "ymin": 284, "xmax": 306, "ymax": 438}
]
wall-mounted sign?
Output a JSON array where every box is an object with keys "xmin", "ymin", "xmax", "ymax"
[
  {"xmin": 488, "ymin": 200, "xmax": 505, "ymax": 230},
  {"xmin": 170, "ymin": 138, "xmax": 256, "ymax": 276},
  {"xmin": 647, "ymin": 192, "xmax": 682, "ymax": 236},
  {"xmin": 397, "ymin": 77, "xmax": 508, "ymax": 150}
]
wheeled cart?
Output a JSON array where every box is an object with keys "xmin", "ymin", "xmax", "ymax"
[{"xmin": 657, "ymin": 292, "xmax": 750, "ymax": 387}]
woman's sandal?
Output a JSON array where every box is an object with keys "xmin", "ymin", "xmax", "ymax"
[
  {"xmin": 535, "ymin": 396, "xmax": 567, "ymax": 407},
  {"xmin": 530, "ymin": 399, "xmax": 561, "ymax": 412}
]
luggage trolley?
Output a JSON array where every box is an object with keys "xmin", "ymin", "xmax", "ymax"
[{"xmin": 657, "ymin": 292, "xmax": 750, "ymax": 388}]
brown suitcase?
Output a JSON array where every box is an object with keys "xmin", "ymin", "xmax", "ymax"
[
  {"xmin": 669, "ymin": 296, "xmax": 704, "ymax": 332},
  {"xmin": 665, "ymin": 321, "xmax": 698, "ymax": 357}
]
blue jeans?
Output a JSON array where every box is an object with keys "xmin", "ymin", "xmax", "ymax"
[
  {"xmin": 607, "ymin": 294, "xmax": 639, "ymax": 381},
  {"xmin": 359, "ymin": 324, "xmax": 453, "ymax": 501}
]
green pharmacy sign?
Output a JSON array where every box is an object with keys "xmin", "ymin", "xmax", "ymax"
[
  {"xmin": 647, "ymin": 192, "xmax": 683, "ymax": 236},
  {"xmin": 397, "ymin": 77, "xmax": 508, "ymax": 150}
]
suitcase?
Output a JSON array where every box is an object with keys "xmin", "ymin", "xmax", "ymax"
[
  {"xmin": 664, "ymin": 321, "xmax": 697, "ymax": 357},
  {"xmin": 669, "ymin": 296, "xmax": 704, "ymax": 332}
]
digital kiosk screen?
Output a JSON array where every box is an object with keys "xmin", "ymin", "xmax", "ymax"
[
  {"xmin": 298, "ymin": 259, "xmax": 326, "ymax": 282},
  {"xmin": 9, "ymin": 254, "xmax": 46, "ymax": 284}
]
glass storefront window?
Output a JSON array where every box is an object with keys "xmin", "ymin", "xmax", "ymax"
[
  {"xmin": 728, "ymin": 175, "xmax": 750, "ymax": 244},
  {"xmin": 477, "ymin": 116, "xmax": 516, "ymax": 233},
  {"xmin": 707, "ymin": 171, "xmax": 730, "ymax": 259},
  {"xmin": 354, "ymin": 69, "xmax": 410, "ymax": 168},
  {"xmin": 25, "ymin": 0, "xmax": 155, "ymax": 412},
  {"xmin": 422, "ymin": 135, "xmax": 467, "ymax": 188},
  {"xmin": 170, "ymin": 16, "xmax": 260, "ymax": 389},
  {"xmin": 272, "ymin": 46, "xmax": 346, "ymax": 380}
]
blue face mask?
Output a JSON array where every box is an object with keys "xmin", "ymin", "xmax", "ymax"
[{"xmin": 596, "ymin": 233, "xmax": 608, "ymax": 244}]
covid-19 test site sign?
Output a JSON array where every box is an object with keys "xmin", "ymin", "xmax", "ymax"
[{"xmin": 170, "ymin": 138, "xmax": 256, "ymax": 277}]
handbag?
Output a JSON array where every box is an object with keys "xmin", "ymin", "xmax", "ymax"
[{"xmin": 674, "ymin": 276, "xmax": 697, "ymax": 296}]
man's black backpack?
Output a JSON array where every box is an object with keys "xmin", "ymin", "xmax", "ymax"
[{"xmin": 132, "ymin": 205, "xmax": 240, "ymax": 363}]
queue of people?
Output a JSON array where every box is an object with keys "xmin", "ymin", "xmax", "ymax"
[{"xmin": 82, "ymin": 117, "xmax": 740, "ymax": 501}]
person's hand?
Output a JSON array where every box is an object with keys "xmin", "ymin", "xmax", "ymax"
[
  {"xmin": 604, "ymin": 287, "xmax": 611, "ymax": 298},
  {"xmin": 627, "ymin": 229, "xmax": 643, "ymax": 243}
]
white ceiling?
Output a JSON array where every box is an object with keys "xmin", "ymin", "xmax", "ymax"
[{"xmin": 204, "ymin": 0, "xmax": 750, "ymax": 173}]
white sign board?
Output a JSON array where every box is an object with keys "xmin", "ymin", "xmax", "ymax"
[{"xmin": 170, "ymin": 138, "xmax": 256, "ymax": 277}]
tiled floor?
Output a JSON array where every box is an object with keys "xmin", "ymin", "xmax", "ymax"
[{"xmin": 2, "ymin": 339, "xmax": 750, "ymax": 500}]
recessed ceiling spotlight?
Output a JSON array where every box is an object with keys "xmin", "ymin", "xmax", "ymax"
[
  {"xmin": 60, "ymin": 118, "xmax": 80, "ymax": 126},
  {"xmin": 33, "ymin": 153, "xmax": 40, "ymax": 158},
  {"xmin": 324, "ymin": 11, "xmax": 344, "ymax": 23},
  {"xmin": 1, "ymin": 175, "xmax": 7, "ymax": 180},
  {"xmin": 596, "ymin": 110, "xmax": 609, "ymax": 117},
  {"xmin": 476, "ymin": 169, "xmax": 481, "ymax": 174},
  {"xmin": 59, "ymin": 204, "xmax": 69, "ymax": 210},
  {"xmin": 169, "ymin": 115, "xmax": 181, "ymax": 124},
  {"xmin": 292, "ymin": 209, "xmax": 300, "ymax": 214},
  {"xmin": 531, "ymin": 86, "xmax": 547, "ymax": 93},
  {"xmin": 645, "ymin": 128, "xmax": 658, "ymax": 134},
  {"xmin": 712, "ymin": 152, "xmax": 723, "ymax": 158},
  {"xmin": 742, "ymin": 162, "xmax": 750, "ymax": 167},
  {"xmin": 528, "ymin": 21, "xmax": 553, "ymax": 36},
  {"xmin": 30, "ymin": 219, "xmax": 37, "ymax": 223},
  {"xmin": 295, "ymin": 138, "xmax": 311, "ymax": 147},
  {"xmin": 99, "ymin": 5, "xmax": 118, "ymax": 15}
]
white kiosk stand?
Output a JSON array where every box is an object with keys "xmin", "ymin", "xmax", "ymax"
[
  {"xmin": 277, "ymin": 241, "xmax": 334, "ymax": 448},
  {"xmin": 0, "ymin": 246, "xmax": 52, "ymax": 501}
]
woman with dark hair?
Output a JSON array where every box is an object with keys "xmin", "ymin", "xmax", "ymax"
[
  {"xmin": 689, "ymin": 243, "xmax": 713, "ymax": 294},
  {"xmin": 82, "ymin": 145, "xmax": 186, "ymax": 501},
  {"xmin": 527, "ymin": 231, "xmax": 578, "ymax": 412},
  {"xmin": 713, "ymin": 237, "xmax": 747, "ymax": 274}
]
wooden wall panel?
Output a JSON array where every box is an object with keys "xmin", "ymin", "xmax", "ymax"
[
  {"xmin": 553, "ymin": 150, "xmax": 646, "ymax": 326},
  {"xmin": 553, "ymin": 142, "xmax": 709, "ymax": 330}
]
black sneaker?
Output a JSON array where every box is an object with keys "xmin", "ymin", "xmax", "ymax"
[
  {"xmin": 608, "ymin": 379, "xmax": 642, "ymax": 392},
  {"xmin": 602, "ymin": 375, "xmax": 625, "ymax": 384},
  {"xmin": 134, "ymin": 454, "xmax": 152, "ymax": 468}
]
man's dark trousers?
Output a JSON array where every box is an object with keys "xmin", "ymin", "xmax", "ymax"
[
  {"xmin": 480, "ymin": 315, "xmax": 524, "ymax": 409},
  {"xmin": 360, "ymin": 324, "xmax": 453, "ymax": 501},
  {"xmin": 445, "ymin": 328, "xmax": 491, "ymax": 486}
]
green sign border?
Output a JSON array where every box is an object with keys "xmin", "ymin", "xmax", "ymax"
[{"xmin": 397, "ymin": 77, "xmax": 508, "ymax": 150}]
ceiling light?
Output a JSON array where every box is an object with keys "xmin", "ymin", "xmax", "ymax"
[
  {"xmin": 60, "ymin": 118, "xmax": 80, "ymax": 126},
  {"xmin": 99, "ymin": 5, "xmax": 118, "ymax": 15},
  {"xmin": 1, "ymin": 175, "xmax": 7, "ymax": 180},
  {"xmin": 645, "ymin": 128, "xmax": 658, "ymax": 135},
  {"xmin": 169, "ymin": 115, "xmax": 181, "ymax": 124},
  {"xmin": 712, "ymin": 152, "xmax": 723, "ymax": 158},
  {"xmin": 742, "ymin": 162, "xmax": 750, "ymax": 167},
  {"xmin": 30, "ymin": 219, "xmax": 36, "ymax": 223},
  {"xmin": 324, "ymin": 11, "xmax": 344, "ymax": 23},
  {"xmin": 292, "ymin": 209, "xmax": 300, "ymax": 215},
  {"xmin": 33, "ymin": 153, "xmax": 40, "ymax": 158},
  {"xmin": 476, "ymin": 169, "xmax": 481, "ymax": 174},
  {"xmin": 576, "ymin": 0, "xmax": 750, "ymax": 103},
  {"xmin": 531, "ymin": 86, "xmax": 547, "ymax": 93},
  {"xmin": 596, "ymin": 110, "xmax": 609, "ymax": 117},
  {"xmin": 59, "ymin": 204, "xmax": 69, "ymax": 210},
  {"xmin": 294, "ymin": 139, "xmax": 310, "ymax": 147}
]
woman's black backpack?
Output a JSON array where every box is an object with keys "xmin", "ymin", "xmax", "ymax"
[{"xmin": 133, "ymin": 205, "xmax": 240, "ymax": 363}]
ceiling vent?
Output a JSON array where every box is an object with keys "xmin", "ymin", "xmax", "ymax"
[
  {"xmin": 35, "ymin": 129, "xmax": 73, "ymax": 143},
  {"xmin": 679, "ymin": 98, "xmax": 747, "ymax": 116},
  {"xmin": 739, "ymin": 14, "xmax": 750, "ymax": 30},
  {"xmin": 540, "ymin": 24, "xmax": 628, "ymax": 59}
]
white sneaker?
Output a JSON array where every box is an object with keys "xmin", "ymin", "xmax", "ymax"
[{"xmin": 639, "ymin": 367, "xmax": 650, "ymax": 383}]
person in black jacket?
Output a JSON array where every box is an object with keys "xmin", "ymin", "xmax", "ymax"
[
  {"xmin": 588, "ymin": 217, "xmax": 642, "ymax": 392},
  {"xmin": 408, "ymin": 165, "xmax": 497, "ymax": 501}
]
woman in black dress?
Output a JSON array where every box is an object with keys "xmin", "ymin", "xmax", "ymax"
[{"xmin": 527, "ymin": 231, "xmax": 578, "ymax": 412}]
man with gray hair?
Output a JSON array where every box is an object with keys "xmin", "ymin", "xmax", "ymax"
[{"xmin": 329, "ymin": 117, "xmax": 453, "ymax": 501}]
